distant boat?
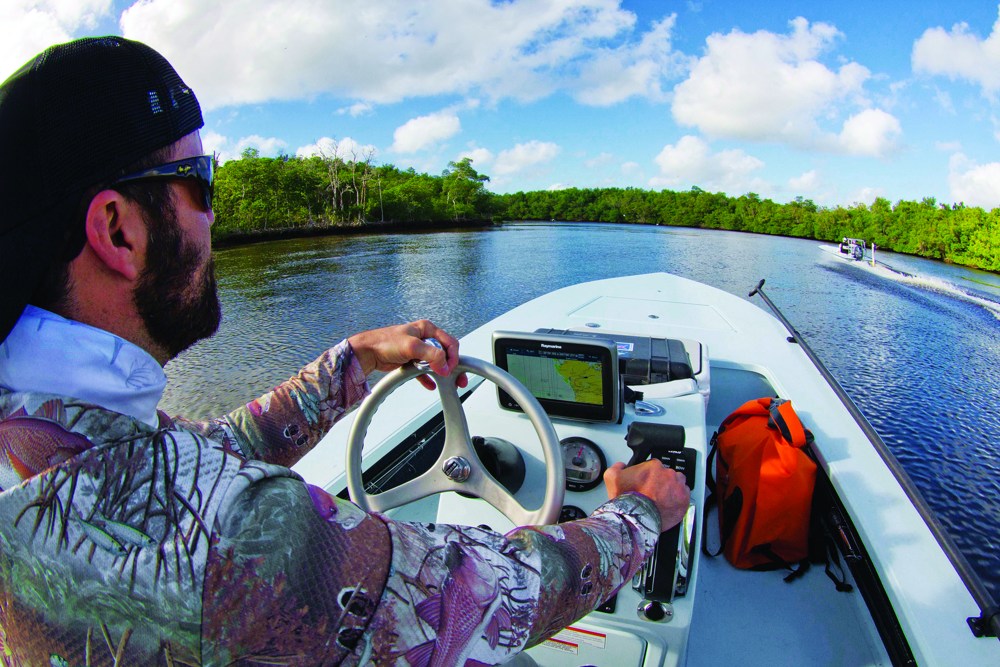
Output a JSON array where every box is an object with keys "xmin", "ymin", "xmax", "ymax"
[{"xmin": 819, "ymin": 237, "xmax": 877, "ymax": 266}]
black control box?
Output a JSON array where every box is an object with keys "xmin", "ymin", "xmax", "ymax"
[{"xmin": 533, "ymin": 328, "xmax": 693, "ymax": 386}]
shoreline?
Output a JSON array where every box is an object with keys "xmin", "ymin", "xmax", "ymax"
[
  {"xmin": 211, "ymin": 218, "xmax": 496, "ymax": 249},
  {"xmin": 211, "ymin": 218, "xmax": 998, "ymax": 276}
]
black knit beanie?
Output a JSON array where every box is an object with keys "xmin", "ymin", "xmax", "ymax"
[{"xmin": 0, "ymin": 36, "xmax": 204, "ymax": 341}]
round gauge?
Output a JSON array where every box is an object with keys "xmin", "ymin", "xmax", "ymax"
[{"xmin": 560, "ymin": 436, "xmax": 607, "ymax": 492}]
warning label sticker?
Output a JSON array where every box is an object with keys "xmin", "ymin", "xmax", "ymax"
[
  {"xmin": 559, "ymin": 625, "xmax": 607, "ymax": 649},
  {"xmin": 541, "ymin": 637, "xmax": 579, "ymax": 655}
]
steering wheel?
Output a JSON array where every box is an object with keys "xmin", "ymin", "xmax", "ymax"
[{"xmin": 346, "ymin": 356, "xmax": 565, "ymax": 525}]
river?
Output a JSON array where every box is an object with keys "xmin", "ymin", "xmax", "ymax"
[{"xmin": 160, "ymin": 221, "xmax": 1000, "ymax": 604}]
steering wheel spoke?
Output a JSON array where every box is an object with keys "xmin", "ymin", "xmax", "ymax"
[
  {"xmin": 364, "ymin": 468, "xmax": 451, "ymax": 513},
  {"xmin": 469, "ymin": 471, "xmax": 538, "ymax": 526},
  {"xmin": 436, "ymin": 378, "xmax": 478, "ymax": 460}
]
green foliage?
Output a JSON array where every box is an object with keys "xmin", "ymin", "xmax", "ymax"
[
  {"xmin": 493, "ymin": 187, "xmax": 1000, "ymax": 272},
  {"xmin": 212, "ymin": 153, "xmax": 999, "ymax": 272},
  {"xmin": 442, "ymin": 158, "xmax": 491, "ymax": 220},
  {"xmin": 212, "ymin": 152, "xmax": 496, "ymax": 239}
]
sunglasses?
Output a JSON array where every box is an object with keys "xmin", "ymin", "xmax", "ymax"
[{"xmin": 113, "ymin": 155, "xmax": 215, "ymax": 210}]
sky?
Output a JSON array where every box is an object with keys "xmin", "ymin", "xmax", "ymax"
[{"xmin": 5, "ymin": 1, "xmax": 1000, "ymax": 209}]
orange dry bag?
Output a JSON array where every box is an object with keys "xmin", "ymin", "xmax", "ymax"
[{"xmin": 707, "ymin": 397, "xmax": 817, "ymax": 570}]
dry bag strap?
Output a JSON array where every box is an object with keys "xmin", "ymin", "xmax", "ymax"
[
  {"xmin": 702, "ymin": 434, "xmax": 723, "ymax": 558},
  {"xmin": 767, "ymin": 398, "xmax": 807, "ymax": 448},
  {"xmin": 750, "ymin": 543, "xmax": 811, "ymax": 581}
]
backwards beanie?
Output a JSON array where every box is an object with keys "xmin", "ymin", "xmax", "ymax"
[{"xmin": 0, "ymin": 36, "xmax": 204, "ymax": 341}]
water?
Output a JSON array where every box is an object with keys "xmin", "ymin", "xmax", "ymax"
[{"xmin": 161, "ymin": 222, "xmax": 1000, "ymax": 604}]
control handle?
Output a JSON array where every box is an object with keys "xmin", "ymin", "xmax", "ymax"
[
  {"xmin": 625, "ymin": 421, "xmax": 685, "ymax": 467},
  {"xmin": 625, "ymin": 421, "xmax": 696, "ymax": 608}
]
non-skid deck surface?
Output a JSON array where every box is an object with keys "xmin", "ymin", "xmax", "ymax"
[{"xmin": 687, "ymin": 536, "xmax": 889, "ymax": 666}]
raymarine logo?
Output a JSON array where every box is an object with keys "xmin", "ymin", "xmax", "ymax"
[{"xmin": 540, "ymin": 343, "xmax": 563, "ymax": 349}]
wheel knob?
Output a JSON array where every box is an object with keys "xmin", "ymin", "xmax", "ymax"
[{"xmin": 415, "ymin": 338, "xmax": 444, "ymax": 371}]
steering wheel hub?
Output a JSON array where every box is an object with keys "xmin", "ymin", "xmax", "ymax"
[{"xmin": 442, "ymin": 456, "xmax": 472, "ymax": 482}]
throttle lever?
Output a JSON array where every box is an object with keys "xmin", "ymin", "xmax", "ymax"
[
  {"xmin": 625, "ymin": 420, "xmax": 696, "ymax": 608},
  {"xmin": 625, "ymin": 421, "xmax": 686, "ymax": 467}
]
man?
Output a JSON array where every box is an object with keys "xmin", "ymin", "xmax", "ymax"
[{"xmin": 0, "ymin": 37, "xmax": 690, "ymax": 665}]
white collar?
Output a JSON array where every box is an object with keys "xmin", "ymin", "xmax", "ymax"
[{"xmin": 0, "ymin": 306, "xmax": 166, "ymax": 427}]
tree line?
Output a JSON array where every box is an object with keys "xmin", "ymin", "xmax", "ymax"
[
  {"xmin": 496, "ymin": 188, "xmax": 1000, "ymax": 272},
  {"xmin": 213, "ymin": 149, "xmax": 493, "ymax": 235},
  {"xmin": 212, "ymin": 153, "xmax": 999, "ymax": 272}
]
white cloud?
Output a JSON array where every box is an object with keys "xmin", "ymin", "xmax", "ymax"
[
  {"xmin": 338, "ymin": 102, "xmax": 374, "ymax": 117},
  {"xmin": 935, "ymin": 140, "xmax": 963, "ymax": 152},
  {"xmin": 297, "ymin": 136, "xmax": 378, "ymax": 160},
  {"xmin": 585, "ymin": 152, "xmax": 616, "ymax": 168},
  {"xmin": 838, "ymin": 109, "xmax": 902, "ymax": 158},
  {"xmin": 932, "ymin": 87, "xmax": 956, "ymax": 114},
  {"xmin": 948, "ymin": 153, "xmax": 1000, "ymax": 209},
  {"xmin": 457, "ymin": 147, "xmax": 495, "ymax": 168},
  {"xmin": 673, "ymin": 19, "xmax": 859, "ymax": 140},
  {"xmin": 789, "ymin": 170, "xmax": 820, "ymax": 192},
  {"xmin": 202, "ymin": 132, "xmax": 289, "ymax": 163},
  {"xmin": 671, "ymin": 17, "xmax": 898, "ymax": 156},
  {"xmin": 574, "ymin": 14, "xmax": 689, "ymax": 105},
  {"xmin": 912, "ymin": 9, "xmax": 1000, "ymax": 95},
  {"xmin": 235, "ymin": 135, "xmax": 289, "ymax": 156},
  {"xmin": 118, "ymin": 0, "xmax": 662, "ymax": 110},
  {"xmin": 200, "ymin": 130, "xmax": 230, "ymax": 162},
  {"xmin": 494, "ymin": 140, "xmax": 560, "ymax": 175},
  {"xmin": 390, "ymin": 112, "xmax": 461, "ymax": 153},
  {"xmin": 650, "ymin": 135, "xmax": 766, "ymax": 194},
  {"xmin": 849, "ymin": 186, "xmax": 885, "ymax": 206},
  {"xmin": 621, "ymin": 161, "xmax": 642, "ymax": 176},
  {"xmin": 0, "ymin": 0, "xmax": 112, "ymax": 78}
]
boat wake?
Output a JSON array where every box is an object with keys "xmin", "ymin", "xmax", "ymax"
[
  {"xmin": 881, "ymin": 266, "xmax": 1000, "ymax": 320},
  {"xmin": 819, "ymin": 245, "xmax": 1000, "ymax": 320}
]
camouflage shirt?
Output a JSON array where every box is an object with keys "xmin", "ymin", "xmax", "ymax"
[{"xmin": 0, "ymin": 316, "xmax": 660, "ymax": 666}]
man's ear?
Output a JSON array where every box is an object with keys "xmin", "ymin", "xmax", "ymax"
[{"xmin": 82, "ymin": 189, "xmax": 146, "ymax": 281}]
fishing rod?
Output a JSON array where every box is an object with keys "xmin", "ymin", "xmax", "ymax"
[{"xmin": 749, "ymin": 278, "xmax": 1000, "ymax": 641}]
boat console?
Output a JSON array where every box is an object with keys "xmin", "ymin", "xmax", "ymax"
[
  {"xmin": 433, "ymin": 328, "xmax": 711, "ymax": 665},
  {"xmin": 494, "ymin": 329, "xmax": 702, "ymax": 607}
]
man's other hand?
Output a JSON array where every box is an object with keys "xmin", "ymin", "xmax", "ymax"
[{"xmin": 604, "ymin": 460, "xmax": 691, "ymax": 532}]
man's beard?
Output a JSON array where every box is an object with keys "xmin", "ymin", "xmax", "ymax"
[{"xmin": 134, "ymin": 204, "xmax": 222, "ymax": 360}]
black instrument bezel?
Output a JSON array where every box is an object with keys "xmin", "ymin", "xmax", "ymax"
[{"xmin": 493, "ymin": 331, "xmax": 620, "ymax": 423}]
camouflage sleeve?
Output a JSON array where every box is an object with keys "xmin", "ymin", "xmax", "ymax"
[
  {"xmin": 176, "ymin": 340, "xmax": 370, "ymax": 467},
  {"xmin": 202, "ymin": 465, "xmax": 394, "ymax": 665},
  {"xmin": 355, "ymin": 492, "xmax": 661, "ymax": 665},
  {"xmin": 204, "ymin": 475, "xmax": 659, "ymax": 666},
  {"xmin": 515, "ymin": 493, "xmax": 662, "ymax": 646}
]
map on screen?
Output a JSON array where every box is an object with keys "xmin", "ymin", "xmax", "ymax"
[{"xmin": 506, "ymin": 353, "xmax": 603, "ymax": 405}]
